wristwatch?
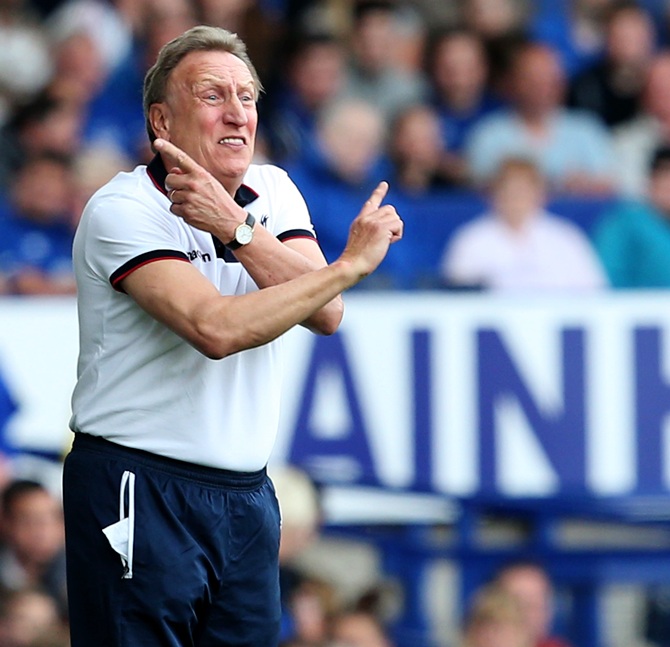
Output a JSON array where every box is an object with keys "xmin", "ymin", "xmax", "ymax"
[{"xmin": 225, "ymin": 212, "xmax": 256, "ymax": 250}]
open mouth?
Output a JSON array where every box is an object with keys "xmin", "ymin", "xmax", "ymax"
[{"xmin": 219, "ymin": 137, "xmax": 245, "ymax": 146}]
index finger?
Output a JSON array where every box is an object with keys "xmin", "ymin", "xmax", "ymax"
[
  {"xmin": 154, "ymin": 138, "xmax": 201, "ymax": 174},
  {"xmin": 366, "ymin": 181, "xmax": 389, "ymax": 210}
]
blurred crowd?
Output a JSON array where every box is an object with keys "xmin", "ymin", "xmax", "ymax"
[
  {"xmin": 0, "ymin": 464, "xmax": 580, "ymax": 647},
  {"xmin": 2, "ymin": 0, "xmax": 670, "ymax": 644},
  {"xmin": 3, "ymin": 0, "xmax": 670, "ymax": 293}
]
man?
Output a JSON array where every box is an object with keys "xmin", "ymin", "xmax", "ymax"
[
  {"xmin": 466, "ymin": 42, "xmax": 615, "ymax": 195},
  {"xmin": 612, "ymin": 52, "xmax": 670, "ymax": 198},
  {"xmin": 495, "ymin": 561, "xmax": 572, "ymax": 647},
  {"xmin": 440, "ymin": 156, "xmax": 606, "ymax": 291},
  {"xmin": 63, "ymin": 25, "xmax": 402, "ymax": 647}
]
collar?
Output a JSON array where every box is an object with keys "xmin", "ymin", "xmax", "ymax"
[{"xmin": 146, "ymin": 154, "xmax": 259, "ymax": 207}]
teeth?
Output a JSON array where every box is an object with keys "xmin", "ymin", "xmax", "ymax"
[{"xmin": 219, "ymin": 138, "xmax": 244, "ymax": 144}]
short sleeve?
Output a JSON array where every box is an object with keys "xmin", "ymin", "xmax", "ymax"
[{"xmin": 76, "ymin": 191, "xmax": 188, "ymax": 291}]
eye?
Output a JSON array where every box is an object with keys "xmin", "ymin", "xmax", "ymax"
[{"xmin": 239, "ymin": 92, "xmax": 255, "ymax": 104}]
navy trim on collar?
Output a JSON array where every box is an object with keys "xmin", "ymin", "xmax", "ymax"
[{"xmin": 146, "ymin": 154, "xmax": 259, "ymax": 207}]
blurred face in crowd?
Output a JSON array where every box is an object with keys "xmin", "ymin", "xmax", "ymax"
[
  {"xmin": 319, "ymin": 100, "xmax": 385, "ymax": 184},
  {"xmin": 497, "ymin": 566, "xmax": 554, "ymax": 643},
  {"xmin": 13, "ymin": 158, "xmax": 74, "ymax": 224},
  {"xmin": 142, "ymin": 0, "xmax": 197, "ymax": 67},
  {"xmin": 21, "ymin": 103, "xmax": 83, "ymax": 159},
  {"xmin": 392, "ymin": 105, "xmax": 443, "ymax": 171},
  {"xmin": 330, "ymin": 612, "xmax": 391, "ymax": 647},
  {"xmin": 605, "ymin": 7, "xmax": 655, "ymax": 66},
  {"xmin": 3, "ymin": 489, "xmax": 64, "ymax": 569},
  {"xmin": 353, "ymin": 8, "xmax": 397, "ymax": 74},
  {"xmin": 290, "ymin": 40, "xmax": 345, "ymax": 111},
  {"xmin": 643, "ymin": 54, "xmax": 670, "ymax": 124},
  {"xmin": 53, "ymin": 32, "xmax": 106, "ymax": 104},
  {"xmin": 491, "ymin": 161, "xmax": 546, "ymax": 230},
  {"xmin": 467, "ymin": 619, "xmax": 531, "ymax": 647},
  {"xmin": 649, "ymin": 162, "xmax": 670, "ymax": 216},
  {"xmin": 464, "ymin": 0, "xmax": 522, "ymax": 38},
  {"xmin": 432, "ymin": 32, "xmax": 488, "ymax": 109},
  {"xmin": 0, "ymin": 590, "xmax": 61, "ymax": 647},
  {"xmin": 150, "ymin": 49, "xmax": 258, "ymax": 193},
  {"xmin": 509, "ymin": 46, "xmax": 565, "ymax": 118},
  {"xmin": 464, "ymin": 586, "xmax": 533, "ymax": 647}
]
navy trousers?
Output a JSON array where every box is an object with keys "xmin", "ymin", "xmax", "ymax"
[{"xmin": 63, "ymin": 433, "xmax": 281, "ymax": 647}]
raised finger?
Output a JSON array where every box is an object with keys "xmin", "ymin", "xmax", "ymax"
[
  {"xmin": 154, "ymin": 138, "xmax": 201, "ymax": 174},
  {"xmin": 364, "ymin": 181, "xmax": 389, "ymax": 212}
]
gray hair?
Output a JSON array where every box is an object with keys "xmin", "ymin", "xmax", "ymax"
[{"xmin": 143, "ymin": 25, "xmax": 263, "ymax": 143}]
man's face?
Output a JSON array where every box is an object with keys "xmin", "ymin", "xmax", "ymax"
[
  {"xmin": 512, "ymin": 48, "xmax": 565, "ymax": 116},
  {"xmin": 498, "ymin": 567, "xmax": 553, "ymax": 642},
  {"xmin": 153, "ymin": 49, "xmax": 258, "ymax": 192}
]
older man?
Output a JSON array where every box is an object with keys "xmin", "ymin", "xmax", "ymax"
[{"xmin": 63, "ymin": 25, "xmax": 402, "ymax": 647}]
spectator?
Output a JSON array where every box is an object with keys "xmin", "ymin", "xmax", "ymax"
[
  {"xmin": 387, "ymin": 103, "xmax": 455, "ymax": 194},
  {"xmin": 441, "ymin": 157, "xmax": 607, "ymax": 291},
  {"xmin": 613, "ymin": 51, "xmax": 670, "ymax": 198},
  {"xmin": 0, "ymin": 153, "xmax": 77, "ymax": 295},
  {"xmin": 264, "ymin": 31, "xmax": 347, "ymax": 163},
  {"xmin": 426, "ymin": 28, "xmax": 504, "ymax": 185},
  {"xmin": 495, "ymin": 560, "xmax": 573, "ymax": 647},
  {"xmin": 46, "ymin": 27, "xmax": 107, "ymax": 110},
  {"xmin": 340, "ymin": 0, "xmax": 428, "ymax": 124},
  {"xmin": 460, "ymin": 584, "xmax": 532, "ymax": 647},
  {"xmin": 0, "ymin": 480, "xmax": 66, "ymax": 617},
  {"xmin": 465, "ymin": 41, "xmax": 615, "ymax": 194},
  {"xmin": 594, "ymin": 145, "xmax": 670, "ymax": 287},
  {"xmin": 0, "ymin": 92, "xmax": 83, "ymax": 192},
  {"xmin": 0, "ymin": 587, "xmax": 66, "ymax": 647},
  {"xmin": 271, "ymin": 465, "xmax": 327, "ymax": 643},
  {"xmin": 568, "ymin": 1, "xmax": 656, "ymax": 128},
  {"xmin": 46, "ymin": 0, "xmax": 133, "ymax": 79},
  {"xmin": 329, "ymin": 608, "xmax": 394, "ymax": 647},
  {"xmin": 460, "ymin": 0, "xmax": 530, "ymax": 88},
  {"xmin": 196, "ymin": 0, "xmax": 284, "ymax": 83},
  {"xmin": 462, "ymin": 0, "xmax": 528, "ymax": 41},
  {"xmin": 284, "ymin": 577, "xmax": 339, "ymax": 646},
  {"xmin": 284, "ymin": 98, "xmax": 387, "ymax": 265},
  {"xmin": 82, "ymin": 0, "xmax": 198, "ymax": 163},
  {"xmin": 530, "ymin": 0, "xmax": 612, "ymax": 79}
]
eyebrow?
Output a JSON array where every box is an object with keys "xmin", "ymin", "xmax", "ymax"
[{"xmin": 194, "ymin": 75, "xmax": 256, "ymax": 92}]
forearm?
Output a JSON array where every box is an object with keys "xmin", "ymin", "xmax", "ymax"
[
  {"xmin": 232, "ymin": 225, "xmax": 344, "ymax": 334},
  {"xmin": 193, "ymin": 259, "xmax": 356, "ymax": 358}
]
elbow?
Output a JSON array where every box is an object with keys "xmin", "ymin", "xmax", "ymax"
[
  {"xmin": 309, "ymin": 298, "xmax": 345, "ymax": 336},
  {"xmin": 315, "ymin": 316, "xmax": 342, "ymax": 336},
  {"xmin": 196, "ymin": 338, "xmax": 231, "ymax": 361},
  {"xmin": 191, "ymin": 322, "xmax": 236, "ymax": 360}
]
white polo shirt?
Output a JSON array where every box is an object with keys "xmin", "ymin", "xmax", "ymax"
[{"xmin": 70, "ymin": 155, "xmax": 317, "ymax": 471}]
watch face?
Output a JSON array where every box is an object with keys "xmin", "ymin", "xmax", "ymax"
[{"xmin": 236, "ymin": 224, "xmax": 254, "ymax": 245}]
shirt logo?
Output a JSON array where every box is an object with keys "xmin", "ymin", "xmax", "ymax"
[
  {"xmin": 187, "ymin": 249, "xmax": 211, "ymax": 263},
  {"xmin": 260, "ymin": 215, "xmax": 269, "ymax": 227}
]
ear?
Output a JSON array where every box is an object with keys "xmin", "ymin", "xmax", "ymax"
[{"xmin": 149, "ymin": 103, "xmax": 171, "ymax": 141}]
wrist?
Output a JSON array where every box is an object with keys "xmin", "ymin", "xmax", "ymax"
[{"xmin": 225, "ymin": 211, "xmax": 256, "ymax": 250}]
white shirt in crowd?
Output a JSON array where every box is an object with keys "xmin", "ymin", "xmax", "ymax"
[{"xmin": 441, "ymin": 210, "xmax": 608, "ymax": 291}]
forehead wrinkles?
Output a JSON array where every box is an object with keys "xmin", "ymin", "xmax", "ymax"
[{"xmin": 170, "ymin": 52, "xmax": 255, "ymax": 98}]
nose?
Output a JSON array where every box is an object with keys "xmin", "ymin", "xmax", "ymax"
[{"xmin": 223, "ymin": 95, "xmax": 248, "ymax": 126}]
